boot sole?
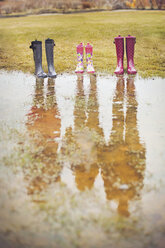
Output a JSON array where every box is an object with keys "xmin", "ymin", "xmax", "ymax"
[
  {"xmin": 48, "ymin": 75, "xmax": 57, "ymax": 78},
  {"xmin": 127, "ymin": 71, "xmax": 137, "ymax": 74},
  {"xmin": 87, "ymin": 71, "xmax": 95, "ymax": 74},
  {"xmin": 114, "ymin": 72, "xmax": 124, "ymax": 75}
]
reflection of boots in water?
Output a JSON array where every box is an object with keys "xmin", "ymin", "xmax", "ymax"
[
  {"xmin": 100, "ymin": 76, "xmax": 127, "ymax": 213},
  {"xmin": 74, "ymin": 74, "xmax": 86, "ymax": 129},
  {"xmin": 86, "ymin": 74, "xmax": 102, "ymax": 135},
  {"xmin": 110, "ymin": 75, "xmax": 125, "ymax": 144},
  {"xmin": 100, "ymin": 76, "xmax": 145, "ymax": 217},
  {"xmin": 125, "ymin": 76, "xmax": 145, "ymax": 175},
  {"xmin": 29, "ymin": 77, "xmax": 60, "ymax": 141},
  {"xmin": 33, "ymin": 77, "xmax": 45, "ymax": 108},
  {"xmin": 30, "ymin": 40, "xmax": 47, "ymax": 78},
  {"xmin": 71, "ymin": 74, "xmax": 99, "ymax": 191},
  {"xmin": 46, "ymin": 78, "xmax": 56, "ymax": 109},
  {"xmin": 27, "ymin": 78, "xmax": 45, "ymax": 126},
  {"xmin": 45, "ymin": 38, "xmax": 56, "ymax": 78},
  {"xmin": 125, "ymin": 76, "xmax": 138, "ymax": 146},
  {"xmin": 26, "ymin": 77, "xmax": 62, "ymax": 194}
]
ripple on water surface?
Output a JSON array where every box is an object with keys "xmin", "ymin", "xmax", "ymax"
[{"xmin": 0, "ymin": 70, "xmax": 165, "ymax": 248}]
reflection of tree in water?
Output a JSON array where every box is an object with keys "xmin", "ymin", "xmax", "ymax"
[
  {"xmin": 99, "ymin": 76, "xmax": 146, "ymax": 216},
  {"xmin": 26, "ymin": 78, "xmax": 61, "ymax": 194}
]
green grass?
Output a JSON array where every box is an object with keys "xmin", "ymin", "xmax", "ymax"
[{"xmin": 0, "ymin": 11, "xmax": 165, "ymax": 77}]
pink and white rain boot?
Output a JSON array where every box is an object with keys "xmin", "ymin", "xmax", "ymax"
[
  {"xmin": 75, "ymin": 43, "xmax": 84, "ymax": 73},
  {"xmin": 85, "ymin": 43, "xmax": 95, "ymax": 73},
  {"xmin": 126, "ymin": 35, "xmax": 137, "ymax": 74},
  {"xmin": 114, "ymin": 35, "xmax": 124, "ymax": 75}
]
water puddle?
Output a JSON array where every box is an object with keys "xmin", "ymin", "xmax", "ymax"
[{"xmin": 0, "ymin": 70, "xmax": 165, "ymax": 248}]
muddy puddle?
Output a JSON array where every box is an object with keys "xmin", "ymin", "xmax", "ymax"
[{"xmin": 0, "ymin": 70, "xmax": 165, "ymax": 248}]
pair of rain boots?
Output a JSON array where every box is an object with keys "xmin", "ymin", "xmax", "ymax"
[
  {"xmin": 30, "ymin": 38, "xmax": 56, "ymax": 78},
  {"xmin": 114, "ymin": 35, "xmax": 137, "ymax": 75},
  {"xmin": 75, "ymin": 43, "xmax": 95, "ymax": 74}
]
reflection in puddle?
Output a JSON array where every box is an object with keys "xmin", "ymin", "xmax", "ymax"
[
  {"xmin": 0, "ymin": 70, "xmax": 165, "ymax": 248},
  {"xmin": 26, "ymin": 74, "xmax": 145, "ymax": 216},
  {"xmin": 99, "ymin": 76, "xmax": 146, "ymax": 217}
]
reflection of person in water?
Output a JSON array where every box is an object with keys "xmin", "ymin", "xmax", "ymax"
[
  {"xmin": 100, "ymin": 76, "xmax": 146, "ymax": 216},
  {"xmin": 26, "ymin": 78, "xmax": 61, "ymax": 194},
  {"xmin": 65, "ymin": 74, "xmax": 103, "ymax": 191}
]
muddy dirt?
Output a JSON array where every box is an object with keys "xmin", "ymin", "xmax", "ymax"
[{"xmin": 0, "ymin": 70, "xmax": 165, "ymax": 248}]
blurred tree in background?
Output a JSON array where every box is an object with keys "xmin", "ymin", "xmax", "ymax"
[{"xmin": 0, "ymin": 0, "xmax": 164, "ymax": 14}]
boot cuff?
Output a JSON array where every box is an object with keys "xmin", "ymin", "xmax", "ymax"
[
  {"xmin": 45, "ymin": 38, "xmax": 55, "ymax": 45},
  {"xmin": 31, "ymin": 40, "xmax": 42, "ymax": 45},
  {"xmin": 126, "ymin": 35, "xmax": 136, "ymax": 39},
  {"xmin": 30, "ymin": 40, "xmax": 42, "ymax": 49},
  {"xmin": 115, "ymin": 35, "xmax": 124, "ymax": 40}
]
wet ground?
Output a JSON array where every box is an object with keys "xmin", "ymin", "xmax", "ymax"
[{"xmin": 0, "ymin": 70, "xmax": 165, "ymax": 248}]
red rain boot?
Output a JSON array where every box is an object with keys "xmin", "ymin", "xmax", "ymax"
[
  {"xmin": 126, "ymin": 35, "xmax": 137, "ymax": 74},
  {"xmin": 75, "ymin": 42, "xmax": 84, "ymax": 73},
  {"xmin": 114, "ymin": 35, "xmax": 124, "ymax": 75}
]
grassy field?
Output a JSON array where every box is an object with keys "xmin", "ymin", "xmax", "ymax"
[{"xmin": 0, "ymin": 11, "xmax": 165, "ymax": 77}]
